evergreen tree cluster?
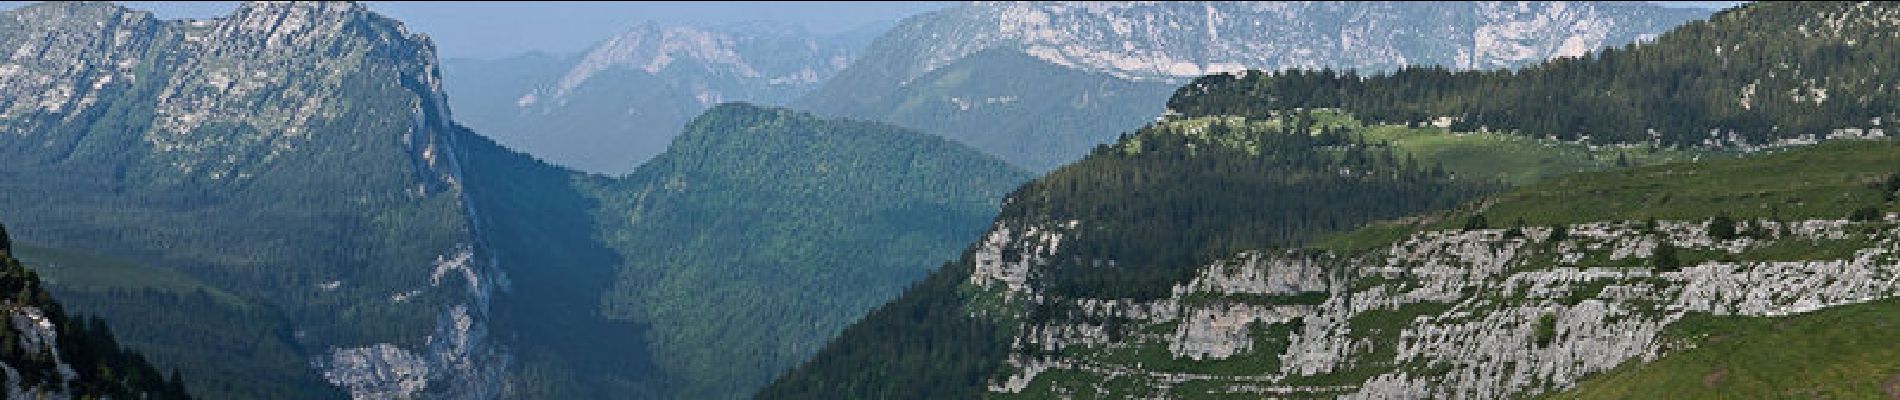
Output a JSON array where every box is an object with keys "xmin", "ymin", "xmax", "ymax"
[
  {"xmin": 0, "ymin": 222, "xmax": 191, "ymax": 399},
  {"xmin": 758, "ymin": 112, "xmax": 1501, "ymax": 399},
  {"xmin": 754, "ymin": 260, "xmax": 1010, "ymax": 400},
  {"xmin": 1003, "ymin": 112, "xmax": 1500, "ymax": 301},
  {"xmin": 1166, "ymin": 2, "xmax": 1900, "ymax": 148}
]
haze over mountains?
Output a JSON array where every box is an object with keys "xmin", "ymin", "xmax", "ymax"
[
  {"xmin": 15, "ymin": 1, "xmax": 1900, "ymax": 400},
  {"xmin": 444, "ymin": 1, "xmax": 1709, "ymax": 174},
  {"xmin": 443, "ymin": 22, "xmax": 864, "ymax": 174}
]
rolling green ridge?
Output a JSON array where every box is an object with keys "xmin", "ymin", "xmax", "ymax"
[
  {"xmin": 580, "ymin": 103, "xmax": 1029, "ymax": 398},
  {"xmin": 453, "ymin": 102, "xmax": 1030, "ymax": 399}
]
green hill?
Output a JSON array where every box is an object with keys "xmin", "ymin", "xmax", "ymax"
[{"xmin": 456, "ymin": 102, "xmax": 1029, "ymax": 399}]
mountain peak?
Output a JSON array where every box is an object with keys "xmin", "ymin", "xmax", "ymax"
[{"xmin": 545, "ymin": 20, "xmax": 849, "ymax": 105}]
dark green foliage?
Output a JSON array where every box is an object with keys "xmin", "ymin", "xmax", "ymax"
[
  {"xmin": 457, "ymin": 103, "xmax": 1028, "ymax": 399},
  {"xmin": 1882, "ymin": 173, "xmax": 1900, "ymax": 202},
  {"xmin": 764, "ymin": 112, "xmax": 1500, "ymax": 397},
  {"xmin": 449, "ymin": 126, "xmax": 663, "ymax": 398},
  {"xmin": 755, "ymin": 260, "xmax": 1011, "ymax": 400},
  {"xmin": 10, "ymin": 245, "xmax": 339, "ymax": 399},
  {"xmin": 1652, "ymin": 243, "xmax": 1683, "ymax": 272},
  {"xmin": 0, "ymin": 224, "xmax": 192, "ymax": 399},
  {"xmin": 1464, "ymin": 214, "xmax": 1491, "ymax": 231},
  {"xmin": 1707, "ymin": 214, "xmax": 1739, "ymax": 241},
  {"xmin": 1007, "ymin": 114, "xmax": 1500, "ymax": 300},
  {"xmin": 1534, "ymin": 313, "xmax": 1559, "ymax": 348},
  {"xmin": 1166, "ymin": 2, "xmax": 1900, "ymax": 148},
  {"xmin": 1849, "ymin": 206, "xmax": 1883, "ymax": 222},
  {"xmin": 1549, "ymin": 224, "xmax": 1570, "ymax": 243}
]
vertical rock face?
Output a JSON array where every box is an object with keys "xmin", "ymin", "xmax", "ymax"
[
  {"xmin": 798, "ymin": 1, "xmax": 1711, "ymax": 172},
  {"xmin": 443, "ymin": 21, "xmax": 858, "ymax": 175},
  {"xmin": 0, "ymin": 2, "xmax": 503, "ymax": 398}
]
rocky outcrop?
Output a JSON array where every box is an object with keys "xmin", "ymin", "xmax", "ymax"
[
  {"xmin": 858, "ymin": 1, "xmax": 1710, "ymax": 86},
  {"xmin": 978, "ymin": 216, "xmax": 1900, "ymax": 398},
  {"xmin": 0, "ymin": 2, "xmax": 507, "ymax": 398}
]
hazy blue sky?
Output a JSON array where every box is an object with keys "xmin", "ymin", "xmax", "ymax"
[{"xmin": 0, "ymin": 1, "xmax": 1746, "ymax": 60}]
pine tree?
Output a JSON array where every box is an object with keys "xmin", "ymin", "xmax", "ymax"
[
  {"xmin": 1652, "ymin": 243, "xmax": 1682, "ymax": 272},
  {"xmin": 1464, "ymin": 214, "xmax": 1490, "ymax": 231},
  {"xmin": 1708, "ymin": 214, "xmax": 1739, "ymax": 240}
]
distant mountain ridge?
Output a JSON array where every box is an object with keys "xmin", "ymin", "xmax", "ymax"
[
  {"xmin": 444, "ymin": 21, "xmax": 863, "ymax": 174},
  {"xmin": 797, "ymin": 1, "xmax": 1713, "ymax": 172}
]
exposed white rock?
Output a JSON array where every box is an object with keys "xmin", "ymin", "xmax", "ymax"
[
  {"xmin": 987, "ymin": 218, "xmax": 1900, "ymax": 398},
  {"xmin": 320, "ymin": 343, "xmax": 432, "ymax": 400},
  {"xmin": 884, "ymin": 2, "xmax": 1703, "ymax": 85}
]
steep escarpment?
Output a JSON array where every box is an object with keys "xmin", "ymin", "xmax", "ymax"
[
  {"xmin": 799, "ymin": 1, "xmax": 1709, "ymax": 171},
  {"xmin": 0, "ymin": 2, "xmax": 501, "ymax": 398}
]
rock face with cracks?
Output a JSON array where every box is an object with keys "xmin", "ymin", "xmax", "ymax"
[{"xmin": 975, "ymin": 216, "xmax": 1900, "ymax": 398}]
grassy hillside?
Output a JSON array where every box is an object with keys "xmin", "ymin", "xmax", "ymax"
[
  {"xmin": 1549, "ymin": 298, "xmax": 1900, "ymax": 399},
  {"xmin": 1316, "ymin": 139, "xmax": 1900, "ymax": 253}
]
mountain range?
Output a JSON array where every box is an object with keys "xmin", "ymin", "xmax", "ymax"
[
  {"xmin": 446, "ymin": 1, "xmax": 1713, "ymax": 175},
  {"xmin": 442, "ymin": 21, "xmax": 864, "ymax": 175},
  {"xmin": 794, "ymin": 1, "xmax": 1714, "ymax": 171},
  {"xmin": 14, "ymin": 1, "xmax": 1900, "ymax": 400},
  {"xmin": 765, "ymin": 2, "xmax": 1900, "ymax": 398}
]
